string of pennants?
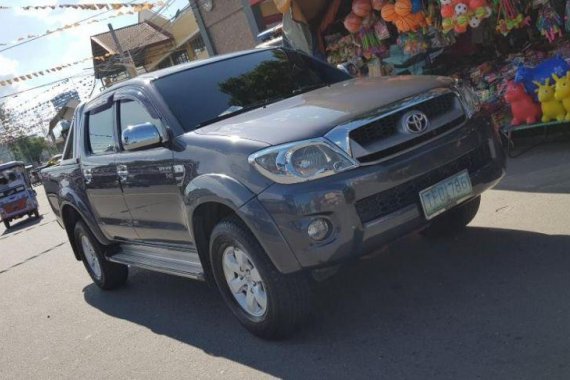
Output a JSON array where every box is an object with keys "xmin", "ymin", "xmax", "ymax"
[
  {"xmin": 1, "ymin": 75, "xmax": 96, "ymax": 132},
  {"xmin": 0, "ymin": 2, "xmax": 163, "ymax": 11},
  {"xmin": 0, "ymin": 3, "xmax": 161, "ymax": 47},
  {"xmin": 0, "ymin": 53, "xmax": 115, "ymax": 87}
]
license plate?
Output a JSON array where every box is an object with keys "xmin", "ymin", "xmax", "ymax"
[{"xmin": 419, "ymin": 170, "xmax": 473, "ymax": 220}]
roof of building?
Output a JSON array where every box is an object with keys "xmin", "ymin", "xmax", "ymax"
[{"xmin": 91, "ymin": 21, "xmax": 172, "ymax": 54}]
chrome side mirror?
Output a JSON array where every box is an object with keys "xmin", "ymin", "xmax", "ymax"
[{"xmin": 122, "ymin": 122, "xmax": 161, "ymax": 151}]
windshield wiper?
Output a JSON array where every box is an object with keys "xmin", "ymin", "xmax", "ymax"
[{"xmin": 195, "ymin": 98, "xmax": 282, "ymax": 129}]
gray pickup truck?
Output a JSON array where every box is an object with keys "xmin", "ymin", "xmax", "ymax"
[{"xmin": 42, "ymin": 48, "xmax": 506, "ymax": 339}]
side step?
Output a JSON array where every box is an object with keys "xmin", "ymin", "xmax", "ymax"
[{"xmin": 108, "ymin": 243, "xmax": 205, "ymax": 281}]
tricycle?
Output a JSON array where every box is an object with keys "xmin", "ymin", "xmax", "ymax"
[{"xmin": 0, "ymin": 161, "xmax": 40, "ymax": 230}]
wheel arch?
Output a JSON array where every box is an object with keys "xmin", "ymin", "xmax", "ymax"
[{"xmin": 185, "ymin": 175, "xmax": 302, "ymax": 279}]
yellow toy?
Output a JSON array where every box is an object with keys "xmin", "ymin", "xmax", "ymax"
[
  {"xmin": 534, "ymin": 79, "xmax": 566, "ymax": 122},
  {"xmin": 552, "ymin": 72, "xmax": 570, "ymax": 121}
]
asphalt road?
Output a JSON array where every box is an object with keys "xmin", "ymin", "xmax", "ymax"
[{"xmin": 1, "ymin": 141, "xmax": 569, "ymax": 379}]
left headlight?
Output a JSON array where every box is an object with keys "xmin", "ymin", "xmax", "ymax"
[
  {"xmin": 249, "ymin": 138, "xmax": 358, "ymax": 184},
  {"xmin": 454, "ymin": 81, "xmax": 481, "ymax": 117}
]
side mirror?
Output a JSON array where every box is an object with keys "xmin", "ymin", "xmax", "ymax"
[{"xmin": 122, "ymin": 122, "xmax": 162, "ymax": 151}]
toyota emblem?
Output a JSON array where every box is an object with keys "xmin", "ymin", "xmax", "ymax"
[{"xmin": 401, "ymin": 111, "xmax": 430, "ymax": 134}]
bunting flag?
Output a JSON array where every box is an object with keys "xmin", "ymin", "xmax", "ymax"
[
  {"xmin": 1, "ymin": 5, "xmax": 160, "ymax": 47},
  {"xmin": 0, "ymin": 53, "xmax": 114, "ymax": 87},
  {"xmin": 0, "ymin": 2, "xmax": 163, "ymax": 11}
]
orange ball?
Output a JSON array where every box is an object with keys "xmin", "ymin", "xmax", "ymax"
[
  {"xmin": 381, "ymin": 4, "xmax": 397, "ymax": 21},
  {"xmin": 395, "ymin": 0, "xmax": 412, "ymax": 16}
]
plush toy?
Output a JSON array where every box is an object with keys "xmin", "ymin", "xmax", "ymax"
[
  {"xmin": 504, "ymin": 81, "xmax": 542, "ymax": 125},
  {"xmin": 515, "ymin": 56, "xmax": 570, "ymax": 101},
  {"xmin": 535, "ymin": 79, "xmax": 566, "ymax": 122},
  {"xmin": 553, "ymin": 72, "xmax": 570, "ymax": 120}
]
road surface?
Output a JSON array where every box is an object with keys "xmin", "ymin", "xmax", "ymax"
[{"xmin": 1, "ymin": 142, "xmax": 569, "ymax": 379}]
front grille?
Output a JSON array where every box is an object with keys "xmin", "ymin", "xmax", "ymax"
[
  {"xmin": 350, "ymin": 93, "xmax": 458, "ymax": 146},
  {"xmin": 355, "ymin": 145, "xmax": 490, "ymax": 224}
]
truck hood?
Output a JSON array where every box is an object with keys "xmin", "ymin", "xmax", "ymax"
[{"xmin": 194, "ymin": 75, "xmax": 454, "ymax": 146}]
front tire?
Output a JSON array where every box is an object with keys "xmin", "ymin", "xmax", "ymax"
[
  {"xmin": 210, "ymin": 217, "xmax": 312, "ymax": 340},
  {"xmin": 74, "ymin": 221, "xmax": 128, "ymax": 290},
  {"xmin": 422, "ymin": 195, "xmax": 481, "ymax": 238}
]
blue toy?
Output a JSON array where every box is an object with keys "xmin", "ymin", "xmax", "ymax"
[
  {"xmin": 412, "ymin": 0, "xmax": 422, "ymax": 13},
  {"xmin": 515, "ymin": 55, "xmax": 570, "ymax": 101}
]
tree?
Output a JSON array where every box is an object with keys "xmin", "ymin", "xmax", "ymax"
[{"xmin": 11, "ymin": 136, "xmax": 48, "ymax": 164}]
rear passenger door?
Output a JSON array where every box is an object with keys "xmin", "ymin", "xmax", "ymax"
[
  {"xmin": 113, "ymin": 91, "xmax": 189, "ymax": 245},
  {"xmin": 81, "ymin": 97, "xmax": 137, "ymax": 240}
]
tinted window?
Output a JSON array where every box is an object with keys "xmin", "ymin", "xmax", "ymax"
[
  {"xmin": 87, "ymin": 105, "xmax": 115, "ymax": 155},
  {"xmin": 154, "ymin": 49, "xmax": 350, "ymax": 131},
  {"xmin": 118, "ymin": 100, "xmax": 162, "ymax": 132},
  {"xmin": 62, "ymin": 120, "xmax": 75, "ymax": 160}
]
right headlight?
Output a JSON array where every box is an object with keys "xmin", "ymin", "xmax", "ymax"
[{"xmin": 249, "ymin": 138, "xmax": 358, "ymax": 184}]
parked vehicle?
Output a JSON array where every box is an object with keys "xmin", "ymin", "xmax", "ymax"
[
  {"xmin": 42, "ymin": 48, "xmax": 506, "ymax": 339},
  {"xmin": 0, "ymin": 161, "xmax": 40, "ymax": 229},
  {"xmin": 256, "ymin": 24, "xmax": 283, "ymax": 48}
]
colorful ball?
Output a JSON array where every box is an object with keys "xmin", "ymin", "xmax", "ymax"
[{"xmin": 395, "ymin": 0, "xmax": 412, "ymax": 16}]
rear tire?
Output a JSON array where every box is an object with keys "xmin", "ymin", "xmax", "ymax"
[
  {"xmin": 74, "ymin": 221, "xmax": 128, "ymax": 290},
  {"xmin": 3, "ymin": 220, "xmax": 9, "ymax": 230},
  {"xmin": 422, "ymin": 196, "xmax": 481, "ymax": 238},
  {"xmin": 210, "ymin": 216, "xmax": 312, "ymax": 340}
]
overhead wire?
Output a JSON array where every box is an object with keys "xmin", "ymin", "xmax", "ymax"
[{"xmin": 0, "ymin": 0, "xmax": 145, "ymax": 54}]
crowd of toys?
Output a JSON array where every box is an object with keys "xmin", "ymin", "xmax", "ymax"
[{"xmin": 321, "ymin": 0, "xmax": 570, "ymax": 127}]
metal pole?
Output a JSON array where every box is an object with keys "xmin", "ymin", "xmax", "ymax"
[
  {"xmin": 107, "ymin": 23, "xmax": 138, "ymax": 78},
  {"xmin": 240, "ymin": 0, "xmax": 260, "ymax": 40},
  {"xmin": 189, "ymin": 0, "xmax": 216, "ymax": 56}
]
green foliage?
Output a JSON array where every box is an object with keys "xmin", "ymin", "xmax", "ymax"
[{"xmin": 11, "ymin": 136, "xmax": 48, "ymax": 164}]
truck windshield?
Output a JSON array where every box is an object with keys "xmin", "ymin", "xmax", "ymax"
[{"xmin": 154, "ymin": 49, "xmax": 351, "ymax": 131}]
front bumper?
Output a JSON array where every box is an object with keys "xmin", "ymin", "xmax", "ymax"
[{"xmin": 256, "ymin": 115, "xmax": 506, "ymax": 270}]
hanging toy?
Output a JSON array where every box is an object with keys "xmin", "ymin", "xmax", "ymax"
[
  {"xmin": 504, "ymin": 81, "xmax": 542, "ymax": 126},
  {"xmin": 536, "ymin": 2, "xmax": 563, "ymax": 43},
  {"xmin": 353, "ymin": 0, "xmax": 373, "ymax": 17},
  {"xmin": 439, "ymin": 0, "xmax": 492, "ymax": 34},
  {"xmin": 496, "ymin": 0, "xmax": 530, "ymax": 36},
  {"xmin": 372, "ymin": 0, "xmax": 387, "ymax": 10},
  {"xmin": 552, "ymin": 72, "xmax": 570, "ymax": 120},
  {"xmin": 535, "ymin": 79, "xmax": 566, "ymax": 122},
  {"xmin": 345, "ymin": 12, "xmax": 364, "ymax": 33},
  {"xmin": 381, "ymin": 0, "xmax": 427, "ymax": 33}
]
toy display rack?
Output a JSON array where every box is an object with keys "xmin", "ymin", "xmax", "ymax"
[{"xmin": 501, "ymin": 120, "xmax": 570, "ymax": 158}]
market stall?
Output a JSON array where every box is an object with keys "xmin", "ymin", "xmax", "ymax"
[{"xmin": 276, "ymin": 0, "xmax": 570, "ymax": 155}]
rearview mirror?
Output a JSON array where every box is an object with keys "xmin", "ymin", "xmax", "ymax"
[{"xmin": 122, "ymin": 122, "xmax": 162, "ymax": 151}]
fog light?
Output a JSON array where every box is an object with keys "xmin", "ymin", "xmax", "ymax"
[{"xmin": 307, "ymin": 218, "xmax": 330, "ymax": 241}]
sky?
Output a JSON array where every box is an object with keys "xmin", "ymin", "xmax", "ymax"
[{"xmin": 0, "ymin": 0, "xmax": 189, "ymax": 135}]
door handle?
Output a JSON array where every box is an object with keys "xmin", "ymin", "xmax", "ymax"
[
  {"xmin": 117, "ymin": 165, "xmax": 129, "ymax": 182},
  {"xmin": 83, "ymin": 168, "xmax": 93, "ymax": 184}
]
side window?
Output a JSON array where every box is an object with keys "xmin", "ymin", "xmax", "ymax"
[
  {"xmin": 118, "ymin": 99, "xmax": 162, "ymax": 134},
  {"xmin": 87, "ymin": 105, "xmax": 115, "ymax": 155}
]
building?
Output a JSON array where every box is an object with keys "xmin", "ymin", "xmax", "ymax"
[
  {"xmin": 90, "ymin": 5, "xmax": 207, "ymax": 87},
  {"xmin": 191, "ymin": 0, "xmax": 281, "ymax": 55},
  {"xmin": 50, "ymin": 90, "xmax": 80, "ymax": 111}
]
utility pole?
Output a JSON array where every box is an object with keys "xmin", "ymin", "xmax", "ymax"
[{"xmin": 107, "ymin": 23, "xmax": 138, "ymax": 79}]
